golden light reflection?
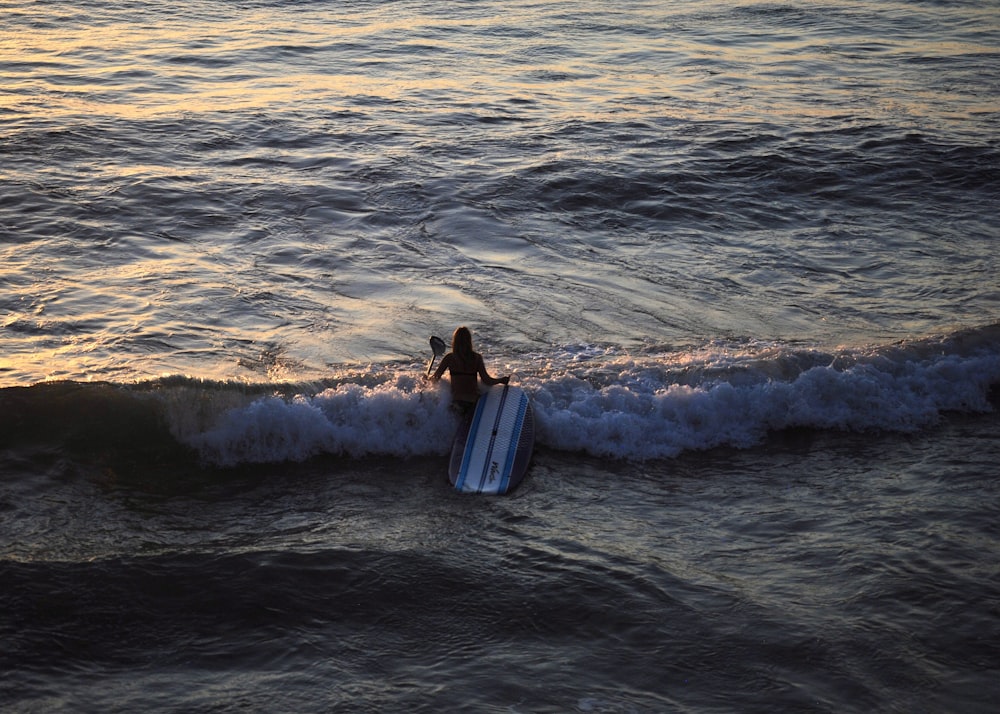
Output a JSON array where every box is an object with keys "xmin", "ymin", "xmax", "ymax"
[
  {"xmin": 3, "ymin": 2, "xmax": 993, "ymax": 128},
  {"xmin": 2, "ymin": 1, "xmax": 996, "ymax": 386},
  {"xmin": 5, "ymin": 0, "xmax": 999, "ymax": 120}
]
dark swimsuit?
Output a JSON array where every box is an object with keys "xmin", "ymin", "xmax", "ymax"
[{"xmin": 448, "ymin": 359, "xmax": 480, "ymax": 414}]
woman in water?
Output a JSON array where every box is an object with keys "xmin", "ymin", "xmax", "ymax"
[{"xmin": 429, "ymin": 326, "xmax": 509, "ymax": 412}]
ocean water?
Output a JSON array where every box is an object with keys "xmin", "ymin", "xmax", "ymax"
[{"xmin": 2, "ymin": 0, "xmax": 999, "ymax": 711}]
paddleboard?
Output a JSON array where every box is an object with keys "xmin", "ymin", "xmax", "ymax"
[{"xmin": 448, "ymin": 385, "xmax": 534, "ymax": 494}]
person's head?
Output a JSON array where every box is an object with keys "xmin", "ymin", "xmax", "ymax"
[{"xmin": 452, "ymin": 326, "xmax": 474, "ymax": 359}]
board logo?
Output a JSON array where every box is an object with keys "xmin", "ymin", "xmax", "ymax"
[{"xmin": 488, "ymin": 461, "xmax": 499, "ymax": 482}]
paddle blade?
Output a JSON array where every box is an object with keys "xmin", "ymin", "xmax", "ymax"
[{"xmin": 426, "ymin": 335, "xmax": 447, "ymax": 375}]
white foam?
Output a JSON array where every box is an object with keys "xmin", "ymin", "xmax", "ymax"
[
  {"xmin": 188, "ymin": 377, "xmax": 458, "ymax": 467},
  {"xmin": 180, "ymin": 332, "xmax": 1000, "ymax": 465},
  {"xmin": 526, "ymin": 346, "xmax": 1000, "ymax": 460}
]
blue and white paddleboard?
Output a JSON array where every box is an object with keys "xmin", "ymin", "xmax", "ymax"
[{"xmin": 448, "ymin": 385, "xmax": 534, "ymax": 494}]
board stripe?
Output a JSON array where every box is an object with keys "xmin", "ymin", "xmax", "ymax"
[
  {"xmin": 498, "ymin": 391, "xmax": 528, "ymax": 493},
  {"xmin": 457, "ymin": 385, "xmax": 506, "ymax": 492},
  {"xmin": 455, "ymin": 397, "xmax": 488, "ymax": 492},
  {"xmin": 472, "ymin": 385, "xmax": 509, "ymax": 492}
]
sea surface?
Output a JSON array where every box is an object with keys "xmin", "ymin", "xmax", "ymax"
[{"xmin": 2, "ymin": 0, "xmax": 999, "ymax": 711}]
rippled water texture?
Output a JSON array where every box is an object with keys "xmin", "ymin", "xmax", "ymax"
[
  {"xmin": 2, "ymin": 3, "xmax": 1000, "ymax": 711},
  {"xmin": 2, "ymin": 411, "xmax": 999, "ymax": 712},
  {"xmin": 2, "ymin": 0, "xmax": 998, "ymax": 383}
]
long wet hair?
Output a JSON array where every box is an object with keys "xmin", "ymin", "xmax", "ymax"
[{"xmin": 451, "ymin": 326, "xmax": 476, "ymax": 363}]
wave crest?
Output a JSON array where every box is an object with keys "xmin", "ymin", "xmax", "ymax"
[{"xmin": 3, "ymin": 325, "xmax": 998, "ymax": 466}]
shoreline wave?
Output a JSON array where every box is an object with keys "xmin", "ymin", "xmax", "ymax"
[{"xmin": 2, "ymin": 324, "xmax": 998, "ymax": 467}]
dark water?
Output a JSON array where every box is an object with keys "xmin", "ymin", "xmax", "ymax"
[
  {"xmin": 2, "ymin": 0, "xmax": 999, "ymax": 711},
  {"xmin": 2, "ymin": 406, "xmax": 999, "ymax": 712}
]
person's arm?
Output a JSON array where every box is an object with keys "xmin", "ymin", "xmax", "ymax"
[
  {"xmin": 476, "ymin": 354, "xmax": 509, "ymax": 386},
  {"xmin": 430, "ymin": 354, "xmax": 452, "ymax": 381}
]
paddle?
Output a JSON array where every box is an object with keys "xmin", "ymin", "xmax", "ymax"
[{"xmin": 426, "ymin": 335, "xmax": 447, "ymax": 375}]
